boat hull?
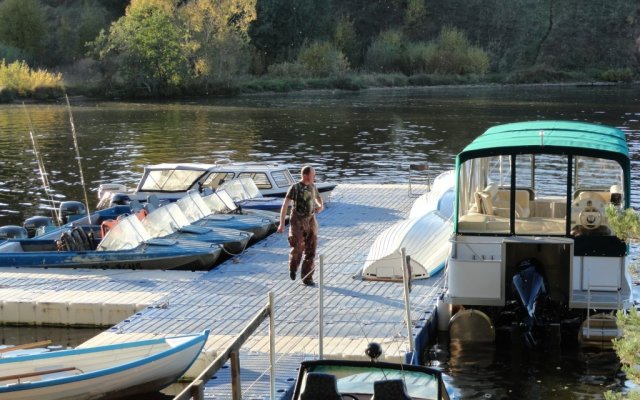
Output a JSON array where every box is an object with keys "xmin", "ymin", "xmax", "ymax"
[
  {"xmin": 0, "ymin": 239, "xmax": 222, "ymax": 270},
  {"xmin": 0, "ymin": 331, "xmax": 208, "ymax": 400}
]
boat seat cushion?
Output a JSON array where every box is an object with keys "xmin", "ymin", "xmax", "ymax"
[
  {"xmin": 300, "ymin": 373, "xmax": 342, "ymax": 400},
  {"xmin": 372, "ymin": 379, "xmax": 411, "ymax": 400},
  {"xmin": 475, "ymin": 190, "xmax": 495, "ymax": 215}
]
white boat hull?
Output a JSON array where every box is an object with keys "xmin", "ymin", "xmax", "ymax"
[
  {"xmin": 362, "ymin": 211, "xmax": 452, "ymax": 281},
  {"xmin": 0, "ymin": 331, "xmax": 208, "ymax": 400}
]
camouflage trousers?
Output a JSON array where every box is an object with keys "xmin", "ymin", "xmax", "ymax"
[{"xmin": 288, "ymin": 213, "xmax": 318, "ymax": 282}]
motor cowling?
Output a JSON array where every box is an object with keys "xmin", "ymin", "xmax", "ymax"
[
  {"xmin": 23, "ymin": 216, "xmax": 54, "ymax": 237},
  {"xmin": 0, "ymin": 225, "xmax": 28, "ymax": 240},
  {"xmin": 110, "ymin": 193, "xmax": 131, "ymax": 206},
  {"xmin": 59, "ymin": 201, "xmax": 86, "ymax": 224}
]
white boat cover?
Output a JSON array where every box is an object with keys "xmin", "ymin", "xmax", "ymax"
[{"xmin": 362, "ymin": 211, "xmax": 452, "ymax": 281}]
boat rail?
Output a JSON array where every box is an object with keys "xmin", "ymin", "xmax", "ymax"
[{"xmin": 174, "ymin": 292, "xmax": 276, "ymax": 400}]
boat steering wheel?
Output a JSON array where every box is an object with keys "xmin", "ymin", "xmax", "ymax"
[{"xmin": 577, "ymin": 200, "xmax": 604, "ymax": 230}]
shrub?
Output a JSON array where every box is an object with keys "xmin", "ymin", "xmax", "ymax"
[
  {"xmin": 425, "ymin": 27, "xmax": 490, "ymax": 75},
  {"xmin": 0, "ymin": 60, "xmax": 64, "ymax": 98},
  {"xmin": 505, "ymin": 64, "xmax": 571, "ymax": 83},
  {"xmin": 266, "ymin": 62, "xmax": 308, "ymax": 78},
  {"xmin": 364, "ymin": 30, "xmax": 407, "ymax": 73},
  {"xmin": 297, "ymin": 41, "xmax": 350, "ymax": 78},
  {"xmin": 600, "ymin": 68, "xmax": 635, "ymax": 83}
]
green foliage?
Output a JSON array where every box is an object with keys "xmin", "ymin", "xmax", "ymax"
[
  {"xmin": 0, "ymin": 59, "xmax": 63, "ymax": 98},
  {"xmin": 249, "ymin": 0, "xmax": 331, "ymax": 65},
  {"xmin": 364, "ymin": 30, "xmax": 407, "ymax": 73},
  {"xmin": 423, "ymin": 27, "xmax": 490, "ymax": 75},
  {"xmin": 297, "ymin": 41, "xmax": 350, "ymax": 78},
  {"xmin": 505, "ymin": 64, "xmax": 571, "ymax": 83},
  {"xmin": 604, "ymin": 309, "xmax": 640, "ymax": 400},
  {"xmin": 0, "ymin": 0, "xmax": 46, "ymax": 59},
  {"xmin": 604, "ymin": 208, "xmax": 640, "ymax": 400},
  {"xmin": 600, "ymin": 68, "xmax": 635, "ymax": 83},
  {"xmin": 90, "ymin": 0, "xmax": 189, "ymax": 96},
  {"xmin": 179, "ymin": 0, "xmax": 256, "ymax": 83},
  {"xmin": 332, "ymin": 17, "xmax": 359, "ymax": 68},
  {"xmin": 266, "ymin": 62, "xmax": 307, "ymax": 78},
  {"xmin": 403, "ymin": 0, "xmax": 427, "ymax": 40},
  {"xmin": 0, "ymin": 44, "xmax": 30, "ymax": 65},
  {"xmin": 606, "ymin": 205, "xmax": 640, "ymax": 243}
]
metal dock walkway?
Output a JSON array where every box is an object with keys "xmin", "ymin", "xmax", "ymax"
[{"xmin": 0, "ymin": 183, "xmax": 446, "ymax": 399}]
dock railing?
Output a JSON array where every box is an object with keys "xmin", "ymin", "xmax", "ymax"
[{"xmin": 174, "ymin": 291, "xmax": 276, "ymax": 400}]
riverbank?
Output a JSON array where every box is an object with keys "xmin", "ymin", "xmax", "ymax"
[{"xmin": 1, "ymin": 67, "xmax": 636, "ymax": 104}]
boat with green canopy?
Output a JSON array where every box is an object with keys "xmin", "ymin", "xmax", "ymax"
[{"xmin": 442, "ymin": 120, "xmax": 632, "ymax": 347}]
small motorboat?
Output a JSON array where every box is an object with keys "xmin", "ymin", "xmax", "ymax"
[
  {"xmin": 218, "ymin": 177, "xmax": 284, "ymax": 212},
  {"xmin": 97, "ymin": 161, "xmax": 336, "ymax": 209},
  {"xmin": 292, "ymin": 343, "xmax": 450, "ymax": 400},
  {"xmin": 0, "ymin": 330, "xmax": 209, "ymax": 400},
  {"xmin": 362, "ymin": 170, "xmax": 455, "ymax": 281},
  {"xmin": 0, "ymin": 215, "xmax": 223, "ymax": 270},
  {"xmin": 176, "ymin": 190, "xmax": 275, "ymax": 242},
  {"xmin": 203, "ymin": 188, "xmax": 281, "ymax": 226}
]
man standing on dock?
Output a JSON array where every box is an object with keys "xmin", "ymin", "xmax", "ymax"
[{"xmin": 277, "ymin": 165, "xmax": 324, "ymax": 286}]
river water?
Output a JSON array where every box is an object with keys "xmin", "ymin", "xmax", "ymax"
[{"xmin": 0, "ymin": 85, "xmax": 639, "ymax": 398}]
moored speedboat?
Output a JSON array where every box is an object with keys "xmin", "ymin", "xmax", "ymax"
[
  {"xmin": 97, "ymin": 161, "xmax": 336, "ymax": 208},
  {"xmin": 292, "ymin": 343, "xmax": 451, "ymax": 400},
  {"xmin": 443, "ymin": 120, "xmax": 633, "ymax": 347},
  {"xmin": 0, "ymin": 215, "xmax": 222, "ymax": 270}
]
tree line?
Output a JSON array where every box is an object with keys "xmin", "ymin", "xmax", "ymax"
[{"xmin": 0, "ymin": 0, "xmax": 638, "ymax": 99}]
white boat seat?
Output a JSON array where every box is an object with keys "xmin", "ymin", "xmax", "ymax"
[
  {"xmin": 300, "ymin": 373, "xmax": 341, "ymax": 400},
  {"xmin": 475, "ymin": 187, "xmax": 530, "ymax": 218},
  {"xmin": 372, "ymin": 379, "xmax": 411, "ymax": 400}
]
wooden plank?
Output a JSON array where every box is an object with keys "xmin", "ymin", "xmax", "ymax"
[
  {"xmin": 0, "ymin": 340, "xmax": 52, "ymax": 354},
  {"xmin": 0, "ymin": 367, "xmax": 76, "ymax": 381}
]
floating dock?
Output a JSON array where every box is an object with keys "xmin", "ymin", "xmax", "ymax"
[{"xmin": 0, "ymin": 183, "xmax": 446, "ymax": 399}]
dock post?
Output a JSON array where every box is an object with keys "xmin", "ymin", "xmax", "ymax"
[
  {"xmin": 269, "ymin": 291, "xmax": 275, "ymax": 400},
  {"xmin": 401, "ymin": 248, "xmax": 415, "ymax": 360},
  {"xmin": 319, "ymin": 254, "xmax": 324, "ymax": 360},
  {"xmin": 230, "ymin": 351, "xmax": 241, "ymax": 400}
]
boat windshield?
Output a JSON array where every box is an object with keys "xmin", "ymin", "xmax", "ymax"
[
  {"xmin": 142, "ymin": 203, "xmax": 189, "ymax": 237},
  {"xmin": 305, "ymin": 365, "xmax": 442, "ymax": 400},
  {"xmin": 219, "ymin": 177, "xmax": 264, "ymax": 201},
  {"xmin": 202, "ymin": 192, "xmax": 232, "ymax": 213},
  {"xmin": 97, "ymin": 215, "xmax": 150, "ymax": 251},
  {"xmin": 176, "ymin": 190, "xmax": 214, "ymax": 223},
  {"xmin": 457, "ymin": 154, "xmax": 624, "ymax": 236},
  {"xmin": 139, "ymin": 168, "xmax": 204, "ymax": 192}
]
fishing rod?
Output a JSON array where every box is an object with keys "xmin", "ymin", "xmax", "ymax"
[
  {"xmin": 22, "ymin": 103, "xmax": 60, "ymax": 226},
  {"xmin": 64, "ymin": 93, "xmax": 92, "ymax": 224}
]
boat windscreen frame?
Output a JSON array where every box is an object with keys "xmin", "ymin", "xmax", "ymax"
[
  {"xmin": 136, "ymin": 168, "xmax": 209, "ymax": 193},
  {"xmin": 454, "ymin": 145, "xmax": 631, "ymax": 236}
]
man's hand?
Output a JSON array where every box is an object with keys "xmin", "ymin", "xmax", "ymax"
[
  {"xmin": 315, "ymin": 204, "xmax": 324, "ymax": 214},
  {"xmin": 277, "ymin": 223, "xmax": 285, "ymax": 233}
]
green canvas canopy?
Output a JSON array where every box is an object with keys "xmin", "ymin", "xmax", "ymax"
[{"xmin": 457, "ymin": 120, "xmax": 629, "ymax": 165}]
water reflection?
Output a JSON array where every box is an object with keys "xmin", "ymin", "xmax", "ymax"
[
  {"xmin": 429, "ymin": 333, "xmax": 624, "ymax": 399},
  {"xmin": 1, "ymin": 86, "xmax": 639, "ymax": 225}
]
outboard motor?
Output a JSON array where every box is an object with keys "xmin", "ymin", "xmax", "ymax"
[
  {"xmin": 23, "ymin": 216, "xmax": 54, "ymax": 237},
  {"xmin": 59, "ymin": 201, "xmax": 86, "ymax": 224},
  {"xmin": 0, "ymin": 225, "xmax": 28, "ymax": 240},
  {"xmin": 110, "ymin": 193, "xmax": 131, "ymax": 207}
]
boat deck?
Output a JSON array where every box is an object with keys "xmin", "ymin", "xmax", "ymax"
[{"xmin": 0, "ymin": 183, "xmax": 446, "ymax": 399}]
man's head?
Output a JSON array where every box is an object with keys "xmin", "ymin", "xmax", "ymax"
[{"xmin": 301, "ymin": 165, "xmax": 315, "ymax": 183}]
